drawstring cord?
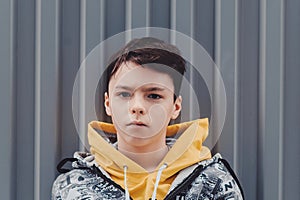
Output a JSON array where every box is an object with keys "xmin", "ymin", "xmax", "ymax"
[
  {"xmin": 123, "ymin": 164, "xmax": 168, "ymax": 200},
  {"xmin": 151, "ymin": 163, "xmax": 168, "ymax": 200},
  {"xmin": 123, "ymin": 165, "xmax": 130, "ymax": 200}
]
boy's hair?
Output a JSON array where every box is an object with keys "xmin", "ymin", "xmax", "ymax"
[{"xmin": 106, "ymin": 37, "xmax": 186, "ymax": 97}]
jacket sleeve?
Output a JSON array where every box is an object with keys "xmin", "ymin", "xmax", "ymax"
[
  {"xmin": 51, "ymin": 169, "xmax": 90, "ymax": 200},
  {"xmin": 51, "ymin": 173, "xmax": 64, "ymax": 200},
  {"xmin": 213, "ymin": 158, "xmax": 244, "ymax": 200},
  {"xmin": 185, "ymin": 155, "xmax": 244, "ymax": 200}
]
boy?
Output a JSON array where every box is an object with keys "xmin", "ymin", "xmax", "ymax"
[{"xmin": 52, "ymin": 37, "xmax": 244, "ymax": 199}]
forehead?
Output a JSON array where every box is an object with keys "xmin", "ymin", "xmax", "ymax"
[{"xmin": 108, "ymin": 61, "xmax": 174, "ymax": 92}]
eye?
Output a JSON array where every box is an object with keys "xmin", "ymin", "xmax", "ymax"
[
  {"xmin": 118, "ymin": 92, "xmax": 131, "ymax": 98},
  {"xmin": 148, "ymin": 94, "xmax": 162, "ymax": 99}
]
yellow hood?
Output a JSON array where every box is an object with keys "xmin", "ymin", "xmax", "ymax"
[{"xmin": 88, "ymin": 118, "xmax": 211, "ymax": 200}]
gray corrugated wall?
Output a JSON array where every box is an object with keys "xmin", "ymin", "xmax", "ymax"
[{"xmin": 0, "ymin": 0, "xmax": 299, "ymax": 199}]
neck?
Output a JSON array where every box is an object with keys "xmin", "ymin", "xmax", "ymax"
[{"xmin": 118, "ymin": 145, "xmax": 169, "ymax": 172}]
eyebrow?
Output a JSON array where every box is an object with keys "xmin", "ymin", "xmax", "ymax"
[
  {"xmin": 115, "ymin": 85, "xmax": 133, "ymax": 91},
  {"xmin": 142, "ymin": 87, "xmax": 165, "ymax": 92},
  {"xmin": 115, "ymin": 85, "xmax": 166, "ymax": 92}
]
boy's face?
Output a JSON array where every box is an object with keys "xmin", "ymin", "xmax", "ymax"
[{"xmin": 104, "ymin": 61, "xmax": 182, "ymax": 146}]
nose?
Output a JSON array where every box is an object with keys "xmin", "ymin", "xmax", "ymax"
[{"xmin": 129, "ymin": 95, "xmax": 146, "ymax": 115}]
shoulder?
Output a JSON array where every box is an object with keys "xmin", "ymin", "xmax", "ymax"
[
  {"xmin": 52, "ymin": 167, "xmax": 100, "ymax": 199},
  {"xmin": 51, "ymin": 152, "xmax": 126, "ymax": 200},
  {"xmin": 187, "ymin": 153, "xmax": 244, "ymax": 199},
  {"xmin": 168, "ymin": 154, "xmax": 244, "ymax": 199}
]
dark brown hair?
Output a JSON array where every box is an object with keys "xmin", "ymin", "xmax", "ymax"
[{"xmin": 106, "ymin": 37, "xmax": 186, "ymax": 97}]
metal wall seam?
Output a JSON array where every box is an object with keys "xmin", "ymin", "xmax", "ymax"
[
  {"xmin": 258, "ymin": 0, "xmax": 266, "ymax": 196},
  {"xmin": 11, "ymin": 0, "xmax": 17, "ymax": 199},
  {"xmin": 214, "ymin": 0, "xmax": 221, "ymax": 67},
  {"xmin": 79, "ymin": 0, "xmax": 87, "ymax": 151},
  {"xmin": 99, "ymin": 0, "xmax": 106, "ymax": 124},
  {"xmin": 125, "ymin": 0, "xmax": 132, "ymax": 41},
  {"xmin": 189, "ymin": 0, "xmax": 195, "ymax": 120},
  {"xmin": 34, "ymin": 0, "xmax": 41, "ymax": 199},
  {"xmin": 214, "ymin": 0, "xmax": 221, "ymax": 154},
  {"xmin": 146, "ymin": 0, "xmax": 150, "ymax": 29},
  {"xmin": 170, "ymin": 0, "xmax": 176, "ymax": 44},
  {"xmin": 278, "ymin": 0, "xmax": 285, "ymax": 199},
  {"xmin": 233, "ymin": 0, "xmax": 239, "ymax": 173},
  {"xmin": 54, "ymin": 0, "xmax": 61, "ymax": 179},
  {"xmin": 258, "ymin": 0, "xmax": 266, "ymax": 198},
  {"xmin": 100, "ymin": 0, "xmax": 105, "ymax": 42}
]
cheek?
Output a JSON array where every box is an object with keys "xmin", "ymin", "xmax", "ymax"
[
  {"xmin": 148, "ymin": 104, "xmax": 172, "ymax": 126},
  {"xmin": 110, "ymin": 99, "xmax": 128, "ymax": 120}
]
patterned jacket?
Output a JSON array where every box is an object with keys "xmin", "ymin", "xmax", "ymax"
[{"xmin": 52, "ymin": 153, "xmax": 244, "ymax": 200}]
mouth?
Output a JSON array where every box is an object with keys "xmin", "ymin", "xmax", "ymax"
[{"xmin": 127, "ymin": 121, "xmax": 147, "ymax": 127}]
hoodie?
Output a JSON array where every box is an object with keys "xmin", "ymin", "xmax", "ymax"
[
  {"xmin": 52, "ymin": 119, "xmax": 244, "ymax": 200},
  {"xmin": 88, "ymin": 119, "xmax": 211, "ymax": 200}
]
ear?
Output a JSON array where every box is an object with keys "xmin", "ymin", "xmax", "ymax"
[
  {"xmin": 104, "ymin": 92, "xmax": 112, "ymax": 116},
  {"xmin": 171, "ymin": 95, "xmax": 182, "ymax": 119}
]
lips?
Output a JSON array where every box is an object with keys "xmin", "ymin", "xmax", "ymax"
[{"xmin": 127, "ymin": 121, "xmax": 147, "ymax": 126}]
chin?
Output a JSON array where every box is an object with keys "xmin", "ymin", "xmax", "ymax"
[
  {"xmin": 128, "ymin": 133, "xmax": 164, "ymax": 146},
  {"xmin": 125, "ymin": 137, "xmax": 152, "ymax": 148}
]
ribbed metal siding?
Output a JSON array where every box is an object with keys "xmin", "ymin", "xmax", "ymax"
[{"xmin": 0, "ymin": 0, "xmax": 299, "ymax": 199}]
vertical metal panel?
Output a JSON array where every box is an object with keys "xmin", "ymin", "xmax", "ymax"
[
  {"xmin": 105, "ymin": 0, "xmax": 126, "ymax": 38},
  {"xmin": 193, "ymin": 0, "xmax": 214, "ymax": 131},
  {"xmin": 237, "ymin": 0, "xmax": 260, "ymax": 199},
  {"xmin": 79, "ymin": 0, "xmax": 105, "ymax": 151},
  {"xmin": 171, "ymin": 0, "xmax": 193, "ymax": 36},
  {"xmin": 170, "ymin": 0, "xmax": 194, "ymax": 122},
  {"xmin": 60, "ymin": 0, "xmax": 80, "ymax": 157},
  {"xmin": 130, "ymin": 0, "xmax": 150, "ymax": 28},
  {"xmin": 34, "ymin": 0, "xmax": 60, "ymax": 199},
  {"xmin": 104, "ymin": 0, "xmax": 126, "ymax": 84},
  {"xmin": 150, "ymin": 0, "xmax": 170, "ymax": 28},
  {"xmin": 214, "ymin": 0, "xmax": 238, "ymax": 167},
  {"xmin": 125, "ymin": 0, "xmax": 150, "ymax": 43},
  {"xmin": 283, "ymin": 0, "xmax": 300, "ymax": 198},
  {"xmin": 194, "ymin": 0, "xmax": 215, "ymax": 58},
  {"xmin": 0, "ymin": 0, "xmax": 16, "ymax": 199},
  {"xmin": 15, "ymin": 0, "xmax": 35, "ymax": 199},
  {"xmin": 259, "ymin": 0, "xmax": 285, "ymax": 199},
  {"xmin": 148, "ymin": 0, "xmax": 172, "ymax": 42},
  {"xmin": 85, "ymin": 0, "xmax": 103, "ymax": 54}
]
